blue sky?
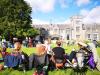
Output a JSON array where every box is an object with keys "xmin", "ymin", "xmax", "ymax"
[{"xmin": 25, "ymin": 0, "xmax": 100, "ymax": 24}]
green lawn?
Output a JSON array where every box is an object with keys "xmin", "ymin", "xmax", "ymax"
[{"xmin": 0, "ymin": 45, "xmax": 100, "ymax": 75}]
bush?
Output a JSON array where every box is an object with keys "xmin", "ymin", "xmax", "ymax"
[
  {"xmin": 84, "ymin": 40, "xmax": 91, "ymax": 44},
  {"xmin": 97, "ymin": 40, "xmax": 100, "ymax": 47}
]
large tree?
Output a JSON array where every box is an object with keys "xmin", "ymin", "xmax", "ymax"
[{"xmin": 0, "ymin": 0, "xmax": 37, "ymax": 40}]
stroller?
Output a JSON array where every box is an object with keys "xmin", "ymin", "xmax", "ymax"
[
  {"xmin": 76, "ymin": 51, "xmax": 85, "ymax": 69},
  {"xmin": 76, "ymin": 49, "xmax": 94, "ymax": 66},
  {"xmin": 75, "ymin": 43, "xmax": 97, "ymax": 70},
  {"xmin": 64, "ymin": 51, "xmax": 85, "ymax": 69},
  {"xmin": 71, "ymin": 51, "xmax": 88, "ymax": 75}
]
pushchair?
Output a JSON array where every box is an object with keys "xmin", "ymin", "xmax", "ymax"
[
  {"xmin": 73, "ymin": 45, "xmax": 97, "ymax": 75},
  {"xmin": 64, "ymin": 51, "xmax": 84, "ymax": 69},
  {"xmin": 71, "ymin": 51, "xmax": 88, "ymax": 75},
  {"xmin": 76, "ymin": 51, "xmax": 85, "ymax": 69}
]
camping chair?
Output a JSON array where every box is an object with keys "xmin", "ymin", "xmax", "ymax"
[
  {"xmin": 51, "ymin": 54, "xmax": 66, "ymax": 69},
  {"xmin": 55, "ymin": 59, "xmax": 65, "ymax": 69}
]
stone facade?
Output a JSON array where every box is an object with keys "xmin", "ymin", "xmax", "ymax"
[{"xmin": 32, "ymin": 15, "xmax": 100, "ymax": 41}]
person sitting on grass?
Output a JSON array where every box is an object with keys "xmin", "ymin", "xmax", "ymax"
[
  {"xmin": 11, "ymin": 41, "xmax": 22, "ymax": 55},
  {"xmin": 29, "ymin": 44, "xmax": 49, "ymax": 75},
  {"xmin": 0, "ymin": 48, "xmax": 3, "ymax": 62},
  {"xmin": 51, "ymin": 40, "xmax": 65, "ymax": 69},
  {"xmin": 1, "ymin": 47, "xmax": 7, "ymax": 59},
  {"xmin": 4, "ymin": 41, "xmax": 22, "ymax": 68},
  {"xmin": 4, "ymin": 40, "xmax": 29, "ymax": 72}
]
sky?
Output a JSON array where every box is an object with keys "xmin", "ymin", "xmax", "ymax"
[{"xmin": 24, "ymin": 0, "xmax": 100, "ymax": 24}]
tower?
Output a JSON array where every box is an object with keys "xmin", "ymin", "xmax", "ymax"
[{"xmin": 70, "ymin": 15, "xmax": 86, "ymax": 41}]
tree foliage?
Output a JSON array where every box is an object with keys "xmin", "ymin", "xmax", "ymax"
[
  {"xmin": 0, "ymin": 0, "xmax": 39, "ymax": 40},
  {"xmin": 27, "ymin": 28, "xmax": 40, "ymax": 37}
]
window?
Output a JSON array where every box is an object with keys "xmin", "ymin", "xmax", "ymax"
[
  {"xmin": 76, "ymin": 27, "xmax": 80, "ymax": 32},
  {"xmin": 93, "ymin": 34, "xmax": 98, "ymax": 40},
  {"xmin": 82, "ymin": 24, "xmax": 85, "ymax": 30},
  {"xmin": 76, "ymin": 20, "xmax": 80, "ymax": 24},
  {"xmin": 76, "ymin": 35, "xmax": 80, "ymax": 38},
  {"xmin": 67, "ymin": 35, "xmax": 70, "ymax": 40},
  {"xmin": 88, "ymin": 34, "xmax": 90, "ymax": 38},
  {"xmin": 66, "ymin": 28, "xmax": 70, "ymax": 33},
  {"xmin": 54, "ymin": 29, "xmax": 57, "ymax": 32}
]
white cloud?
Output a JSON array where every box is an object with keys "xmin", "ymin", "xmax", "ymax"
[
  {"xmin": 32, "ymin": 19, "xmax": 49, "ymax": 24},
  {"xmin": 76, "ymin": 0, "xmax": 90, "ymax": 6},
  {"xmin": 80, "ymin": 6, "xmax": 100, "ymax": 24},
  {"xmin": 24, "ymin": 0, "xmax": 69, "ymax": 13},
  {"xmin": 24, "ymin": 0, "xmax": 56, "ymax": 13},
  {"xmin": 80, "ymin": 9, "xmax": 89, "ymax": 16}
]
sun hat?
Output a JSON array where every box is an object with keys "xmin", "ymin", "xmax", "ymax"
[{"xmin": 77, "ymin": 42, "xmax": 87, "ymax": 47}]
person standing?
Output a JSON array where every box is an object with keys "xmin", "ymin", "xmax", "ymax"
[
  {"xmin": 44, "ymin": 38, "xmax": 52, "ymax": 55},
  {"xmin": 28, "ymin": 37, "xmax": 33, "ymax": 47}
]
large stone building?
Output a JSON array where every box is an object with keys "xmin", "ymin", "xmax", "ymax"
[{"xmin": 32, "ymin": 15, "xmax": 100, "ymax": 41}]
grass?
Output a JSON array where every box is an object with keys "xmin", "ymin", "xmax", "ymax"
[{"xmin": 0, "ymin": 44, "xmax": 100, "ymax": 75}]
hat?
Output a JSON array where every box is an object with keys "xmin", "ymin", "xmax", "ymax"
[{"xmin": 78, "ymin": 42, "xmax": 87, "ymax": 47}]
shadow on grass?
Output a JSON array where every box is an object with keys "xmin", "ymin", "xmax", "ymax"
[{"xmin": 70, "ymin": 67, "xmax": 88, "ymax": 75}]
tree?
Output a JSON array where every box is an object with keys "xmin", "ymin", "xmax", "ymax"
[
  {"xmin": 27, "ymin": 28, "xmax": 40, "ymax": 37},
  {"xmin": 0, "ymin": 0, "xmax": 34, "ymax": 40}
]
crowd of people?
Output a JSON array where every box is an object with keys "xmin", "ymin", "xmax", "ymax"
[
  {"xmin": 0, "ymin": 35, "xmax": 45, "ymax": 49},
  {"xmin": 0, "ymin": 38, "xmax": 100, "ymax": 75}
]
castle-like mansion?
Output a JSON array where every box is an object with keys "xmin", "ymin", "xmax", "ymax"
[{"xmin": 32, "ymin": 15, "xmax": 100, "ymax": 41}]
